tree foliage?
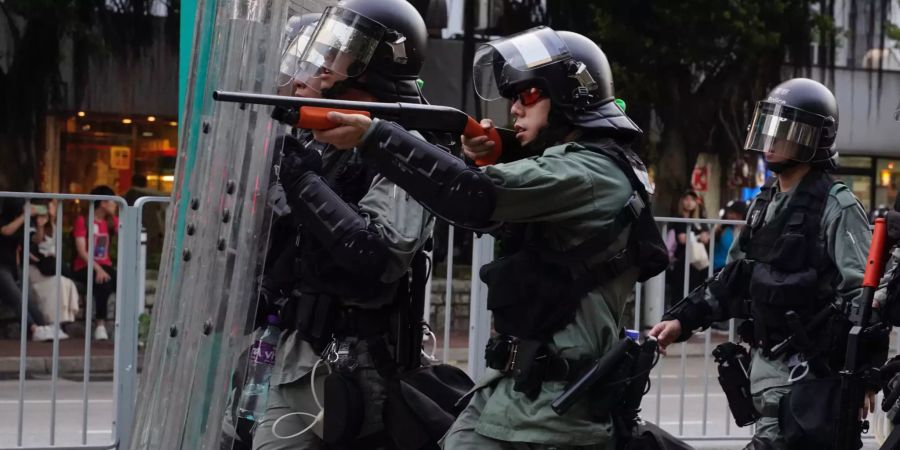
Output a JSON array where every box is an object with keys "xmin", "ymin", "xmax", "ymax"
[
  {"xmin": 547, "ymin": 0, "xmax": 841, "ymax": 213},
  {"xmin": 0, "ymin": 0, "xmax": 179, "ymax": 191}
]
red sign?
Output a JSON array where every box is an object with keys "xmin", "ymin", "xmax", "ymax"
[{"xmin": 691, "ymin": 166, "xmax": 709, "ymax": 192}]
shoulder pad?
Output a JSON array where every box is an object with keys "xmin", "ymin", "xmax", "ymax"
[{"xmin": 829, "ymin": 182, "xmax": 861, "ymax": 209}]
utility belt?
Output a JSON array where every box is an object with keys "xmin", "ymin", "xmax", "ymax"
[
  {"xmin": 485, "ymin": 333, "xmax": 659, "ymax": 419},
  {"xmin": 280, "ymin": 291, "xmax": 393, "ymax": 350},
  {"xmin": 484, "ymin": 336, "xmax": 588, "ymax": 391},
  {"xmin": 714, "ymin": 305, "xmax": 851, "ymax": 430}
]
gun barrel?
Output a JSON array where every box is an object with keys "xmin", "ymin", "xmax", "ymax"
[{"xmin": 212, "ymin": 90, "xmax": 470, "ymax": 133}]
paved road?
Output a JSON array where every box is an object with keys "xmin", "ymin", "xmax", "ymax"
[
  {"xmin": 0, "ymin": 356, "xmax": 885, "ymax": 449},
  {"xmin": 0, "ymin": 377, "xmax": 114, "ymax": 447}
]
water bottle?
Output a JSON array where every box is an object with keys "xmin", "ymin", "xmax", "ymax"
[
  {"xmin": 625, "ymin": 329, "xmax": 640, "ymax": 341},
  {"xmin": 237, "ymin": 315, "xmax": 281, "ymax": 422}
]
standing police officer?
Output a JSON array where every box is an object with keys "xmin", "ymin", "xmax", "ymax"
[
  {"xmin": 250, "ymin": 1, "xmax": 439, "ymax": 448},
  {"xmin": 650, "ymin": 78, "xmax": 886, "ymax": 450},
  {"xmin": 306, "ymin": 26, "xmax": 674, "ymax": 449}
]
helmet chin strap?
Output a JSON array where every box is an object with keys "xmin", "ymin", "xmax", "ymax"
[
  {"xmin": 321, "ymin": 78, "xmax": 366, "ymax": 100},
  {"xmin": 765, "ymin": 159, "xmax": 799, "ymax": 174}
]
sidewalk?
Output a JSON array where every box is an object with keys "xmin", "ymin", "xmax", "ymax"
[{"xmin": 0, "ymin": 338, "xmax": 118, "ymax": 377}]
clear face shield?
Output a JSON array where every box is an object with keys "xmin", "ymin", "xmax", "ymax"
[
  {"xmin": 743, "ymin": 101, "xmax": 828, "ymax": 163},
  {"xmin": 472, "ymin": 26, "xmax": 571, "ymax": 102},
  {"xmin": 277, "ymin": 22, "xmax": 318, "ymax": 93},
  {"xmin": 290, "ymin": 6, "xmax": 385, "ymax": 93}
]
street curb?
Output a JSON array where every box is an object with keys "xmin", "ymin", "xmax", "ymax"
[
  {"xmin": 0, "ymin": 355, "xmax": 116, "ymax": 376},
  {"xmin": 0, "ymin": 352, "xmax": 144, "ymax": 377}
]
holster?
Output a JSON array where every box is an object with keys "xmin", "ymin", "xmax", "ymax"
[{"xmin": 712, "ymin": 342, "xmax": 759, "ymax": 427}]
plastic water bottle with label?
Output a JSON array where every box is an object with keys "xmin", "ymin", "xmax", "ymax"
[{"xmin": 237, "ymin": 315, "xmax": 281, "ymax": 423}]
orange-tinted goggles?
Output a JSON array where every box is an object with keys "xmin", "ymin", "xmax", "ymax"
[{"xmin": 514, "ymin": 87, "xmax": 545, "ymax": 106}]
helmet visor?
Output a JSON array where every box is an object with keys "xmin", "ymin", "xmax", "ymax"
[
  {"xmin": 744, "ymin": 101, "xmax": 826, "ymax": 162},
  {"xmin": 293, "ymin": 6, "xmax": 385, "ymax": 92},
  {"xmin": 473, "ymin": 26, "xmax": 570, "ymax": 101},
  {"xmin": 278, "ymin": 23, "xmax": 317, "ymax": 88}
]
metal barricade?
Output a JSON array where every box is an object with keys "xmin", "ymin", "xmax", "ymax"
[
  {"xmin": 3, "ymin": 191, "xmax": 873, "ymax": 447},
  {"xmin": 641, "ymin": 217, "xmax": 750, "ymax": 442},
  {"xmin": 0, "ymin": 192, "xmax": 170, "ymax": 450}
]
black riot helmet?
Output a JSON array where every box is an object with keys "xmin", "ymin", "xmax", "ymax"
[
  {"xmin": 744, "ymin": 78, "xmax": 840, "ymax": 170},
  {"xmin": 473, "ymin": 26, "xmax": 642, "ymax": 139},
  {"xmin": 290, "ymin": 0, "xmax": 428, "ymax": 103}
]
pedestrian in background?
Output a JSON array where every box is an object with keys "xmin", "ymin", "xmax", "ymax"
[{"xmin": 71, "ymin": 185, "xmax": 118, "ymax": 341}]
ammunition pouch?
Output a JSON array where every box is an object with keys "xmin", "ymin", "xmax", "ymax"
[
  {"xmin": 749, "ymin": 262, "xmax": 821, "ymax": 350},
  {"xmin": 712, "ymin": 342, "xmax": 759, "ymax": 427},
  {"xmin": 778, "ymin": 377, "xmax": 855, "ymax": 450},
  {"xmin": 280, "ymin": 292, "xmax": 392, "ymax": 351},
  {"xmin": 480, "ymin": 250, "xmax": 582, "ymax": 339},
  {"xmin": 481, "ymin": 245, "xmax": 635, "ymax": 339}
]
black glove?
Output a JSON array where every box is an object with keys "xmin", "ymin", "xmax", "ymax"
[{"xmin": 277, "ymin": 134, "xmax": 323, "ymax": 195}]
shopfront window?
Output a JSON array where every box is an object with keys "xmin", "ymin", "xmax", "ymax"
[
  {"xmin": 833, "ymin": 156, "xmax": 873, "ymax": 214},
  {"xmin": 876, "ymin": 158, "xmax": 900, "ymax": 210},
  {"xmin": 833, "ymin": 173, "xmax": 873, "ymax": 212},
  {"xmin": 60, "ymin": 113, "xmax": 177, "ymax": 196}
]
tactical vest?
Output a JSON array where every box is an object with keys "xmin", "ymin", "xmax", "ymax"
[
  {"xmin": 738, "ymin": 170, "xmax": 837, "ymax": 350},
  {"xmin": 481, "ymin": 138, "xmax": 669, "ymax": 339}
]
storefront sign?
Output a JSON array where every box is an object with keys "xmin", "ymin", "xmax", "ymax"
[{"xmin": 110, "ymin": 146, "xmax": 131, "ymax": 170}]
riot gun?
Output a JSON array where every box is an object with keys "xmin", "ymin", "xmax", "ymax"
[
  {"xmin": 551, "ymin": 336, "xmax": 658, "ymax": 416},
  {"xmin": 212, "ymin": 90, "xmax": 513, "ymax": 166},
  {"xmin": 836, "ymin": 216, "xmax": 890, "ymax": 449}
]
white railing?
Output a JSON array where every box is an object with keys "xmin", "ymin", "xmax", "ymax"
[{"xmin": 0, "ymin": 192, "xmax": 168, "ymax": 450}]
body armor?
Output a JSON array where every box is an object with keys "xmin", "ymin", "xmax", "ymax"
[{"xmin": 738, "ymin": 170, "xmax": 837, "ymax": 350}]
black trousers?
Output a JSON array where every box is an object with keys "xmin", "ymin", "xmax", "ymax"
[{"xmin": 73, "ymin": 266, "xmax": 116, "ymax": 320}]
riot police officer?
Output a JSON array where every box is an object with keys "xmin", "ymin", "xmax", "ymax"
[
  {"xmin": 650, "ymin": 78, "xmax": 886, "ymax": 450},
  {"xmin": 307, "ymin": 26, "xmax": 675, "ymax": 449},
  {"xmin": 250, "ymin": 1, "xmax": 443, "ymax": 449}
]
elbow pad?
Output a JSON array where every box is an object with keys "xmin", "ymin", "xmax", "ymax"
[
  {"xmin": 288, "ymin": 173, "xmax": 390, "ymax": 276},
  {"xmin": 359, "ymin": 119, "xmax": 497, "ymax": 228}
]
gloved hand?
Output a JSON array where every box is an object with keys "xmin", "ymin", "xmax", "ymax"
[{"xmin": 277, "ymin": 134, "xmax": 323, "ymax": 196}]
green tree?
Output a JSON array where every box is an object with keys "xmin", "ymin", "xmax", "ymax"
[
  {"xmin": 546, "ymin": 0, "xmax": 868, "ymax": 213},
  {"xmin": 0, "ymin": 0, "xmax": 178, "ymax": 191}
]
